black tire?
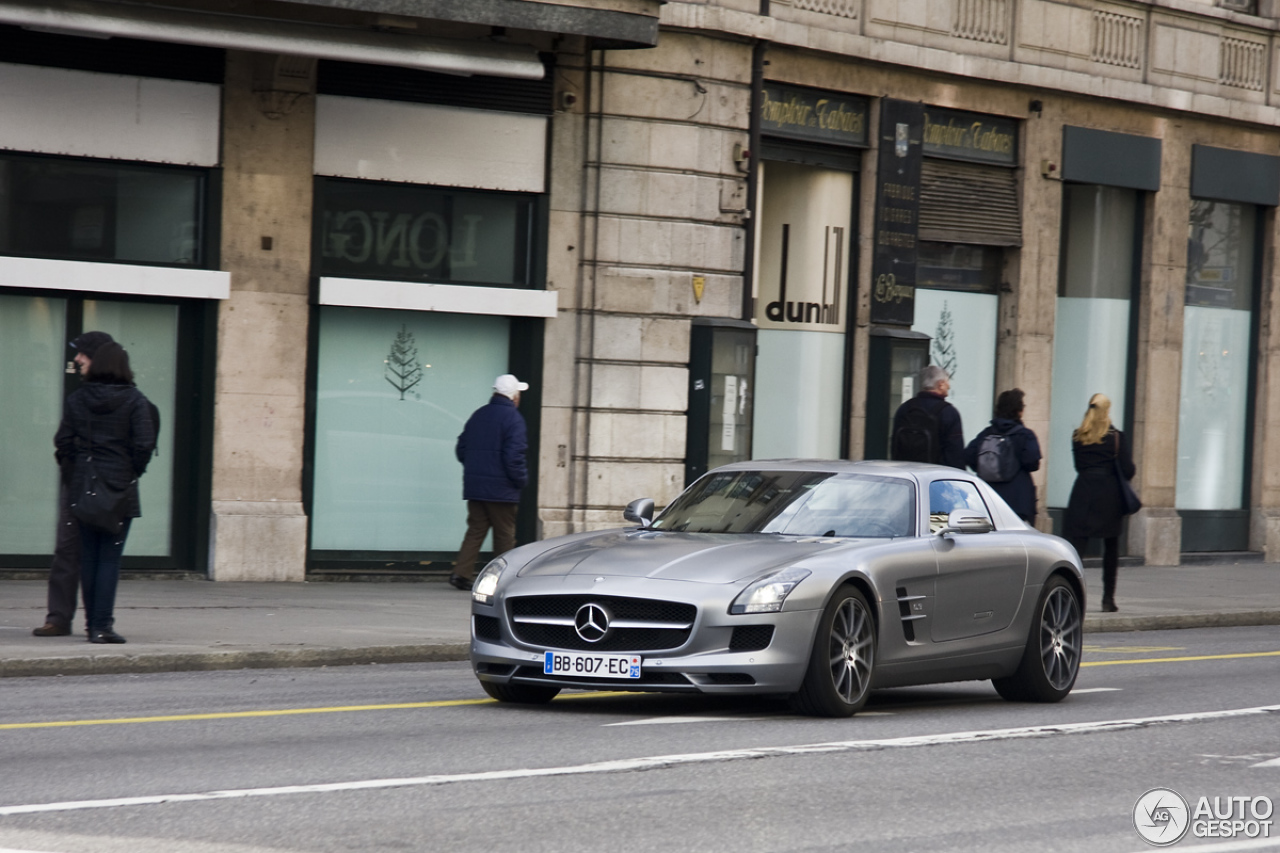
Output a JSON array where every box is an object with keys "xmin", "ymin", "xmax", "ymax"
[
  {"xmin": 481, "ymin": 680, "xmax": 561, "ymax": 704},
  {"xmin": 789, "ymin": 587, "xmax": 877, "ymax": 717},
  {"xmin": 993, "ymin": 575, "xmax": 1082, "ymax": 703}
]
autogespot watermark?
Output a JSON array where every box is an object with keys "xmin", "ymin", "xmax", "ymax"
[{"xmin": 1133, "ymin": 787, "xmax": 1274, "ymax": 846}]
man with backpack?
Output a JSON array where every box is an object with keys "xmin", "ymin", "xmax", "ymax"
[
  {"xmin": 891, "ymin": 365, "xmax": 965, "ymax": 469},
  {"xmin": 964, "ymin": 388, "xmax": 1042, "ymax": 524}
]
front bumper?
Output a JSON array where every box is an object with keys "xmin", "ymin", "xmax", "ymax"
[{"xmin": 469, "ymin": 577, "xmax": 823, "ymax": 695}]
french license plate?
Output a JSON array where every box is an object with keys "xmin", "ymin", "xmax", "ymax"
[{"xmin": 543, "ymin": 651, "xmax": 642, "ymax": 679}]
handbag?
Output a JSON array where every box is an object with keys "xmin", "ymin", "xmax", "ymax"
[
  {"xmin": 1113, "ymin": 432, "xmax": 1142, "ymax": 516},
  {"xmin": 68, "ymin": 411, "xmax": 132, "ymax": 536}
]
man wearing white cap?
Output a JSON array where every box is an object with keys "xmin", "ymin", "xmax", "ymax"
[{"xmin": 449, "ymin": 374, "xmax": 530, "ymax": 590}]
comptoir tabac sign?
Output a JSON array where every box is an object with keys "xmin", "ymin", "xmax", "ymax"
[{"xmin": 760, "ymin": 83, "xmax": 869, "ymax": 148}]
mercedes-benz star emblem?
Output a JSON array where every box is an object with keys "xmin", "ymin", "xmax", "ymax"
[{"xmin": 574, "ymin": 603, "xmax": 612, "ymax": 643}]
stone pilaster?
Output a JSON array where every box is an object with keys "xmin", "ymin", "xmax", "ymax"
[{"xmin": 208, "ymin": 51, "xmax": 314, "ymax": 580}]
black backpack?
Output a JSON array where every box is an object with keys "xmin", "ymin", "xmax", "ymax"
[
  {"xmin": 891, "ymin": 397, "xmax": 940, "ymax": 464},
  {"xmin": 975, "ymin": 429, "xmax": 1020, "ymax": 483}
]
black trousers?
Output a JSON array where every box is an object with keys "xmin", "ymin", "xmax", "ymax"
[
  {"xmin": 45, "ymin": 484, "xmax": 82, "ymax": 630},
  {"xmin": 1068, "ymin": 535, "xmax": 1119, "ymax": 601}
]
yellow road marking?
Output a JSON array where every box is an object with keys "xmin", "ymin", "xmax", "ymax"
[
  {"xmin": 2, "ymin": 653, "xmax": 1276, "ymax": 731},
  {"xmin": 0, "ymin": 690, "xmax": 635, "ymax": 731},
  {"xmin": 1081, "ymin": 650, "xmax": 1280, "ymax": 667},
  {"xmin": 1083, "ymin": 645, "xmax": 1184, "ymax": 653}
]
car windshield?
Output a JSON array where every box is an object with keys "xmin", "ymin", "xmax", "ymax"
[{"xmin": 651, "ymin": 471, "xmax": 915, "ymax": 537}]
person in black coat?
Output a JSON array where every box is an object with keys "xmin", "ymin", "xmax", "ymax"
[
  {"xmin": 964, "ymin": 388, "xmax": 1041, "ymax": 524},
  {"xmin": 449, "ymin": 374, "xmax": 530, "ymax": 591},
  {"xmin": 53, "ymin": 343, "xmax": 155, "ymax": 644},
  {"xmin": 891, "ymin": 365, "xmax": 965, "ymax": 469},
  {"xmin": 1063, "ymin": 392, "xmax": 1135, "ymax": 613}
]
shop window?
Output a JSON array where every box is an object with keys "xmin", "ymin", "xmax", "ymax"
[
  {"xmin": 315, "ymin": 177, "xmax": 534, "ymax": 287},
  {"xmin": 0, "ymin": 294, "xmax": 66, "ymax": 554},
  {"xmin": 0, "ymin": 155, "xmax": 205, "ymax": 266},
  {"xmin": 311, "ymin": 307, "xmax": 511, "ymax": 553},
  {"xmin": 1177, "ymin": 200, "xmax": 1255, "ymax": 511},
  {"xmin": 1048, "ymin": 184, "xmax": 1139, "ymax": 508},
  {"xmin": 753, "ymin": 160, "xmax": 854, "ymax": 459},
  {"xmin": 912, "ymin": 241, "xmax": 999, "ymax": 439}
]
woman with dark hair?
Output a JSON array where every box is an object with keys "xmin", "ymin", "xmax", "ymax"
[
  {"xmin": 963, "ymin": 388, "xmax": 1042, "ymax": 524},
  {"xmin": 1063, "ymin": 393, "xmax": 1135, "ymax": 612},
  {"xmin": 54, "ymin": 342, "xmax": 156, "ymax": 643}
]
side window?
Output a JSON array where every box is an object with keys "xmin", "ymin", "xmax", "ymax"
[{"xmin": 929, "ymin": 480, "xmax": 991, "ymax": 533}]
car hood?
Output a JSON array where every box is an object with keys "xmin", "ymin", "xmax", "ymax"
[{"xmin": 516, "ymin": 530, "xmax": 861, "ymax": 584}]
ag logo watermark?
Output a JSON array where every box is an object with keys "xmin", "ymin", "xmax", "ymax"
[
  {"xmin": 1134, "ymin": 788, "xmax": 1274, "ymax": 846},
  {"xmin": 1134, "ymin": 788, "xmax": 1190, "ymax": 846}
]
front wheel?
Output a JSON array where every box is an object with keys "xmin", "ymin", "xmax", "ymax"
[
  {"xmin": 790, "ymin": 587, "xmax": 877, "ymax": 717},
  {"xmin": 480, "ymin": 680, "xmax": 561, "ymax": 704},
  {"xmin": 992, "ymin": 575, "xmax": 1082, "ymax": 703}
]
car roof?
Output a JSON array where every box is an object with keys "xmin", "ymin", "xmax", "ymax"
[{"xmin": 713, "ymin": 459, "xmax": 960, "ymax": 479}]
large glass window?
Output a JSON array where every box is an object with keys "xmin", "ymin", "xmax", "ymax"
[
  {"xmin": 753, "ymin": 161, "xmax": 853, "ymax": 458},
  {"xmin": 913, "ymin": 241, "xmax": 999, "ymax": 441},
  {"xmin": 83, "ymin": 301, "xmax": 180, "ymax": 556},
  {"xmin": 0, "ymin": 155, "xmax": 204, "ymax": 266},
  {"xmin": 0, "ymin": 294, "xmax": 66, "ymax": 554},
  {"xmin": 1048, "ymin": 185, "xmax": 1138, "ymax": 508},
  {"xmin": 316, "ymin": 178, "xmax": 535, "ymax": 286},
  {"xmin": 311, "ymin": 306, "xmax": 511, "ymax": 553},
  {"xmin": 1176, "ymin": 200, "xmax": 1255, "ymax": 510}
]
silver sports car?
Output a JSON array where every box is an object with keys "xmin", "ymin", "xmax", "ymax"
[{"xmin": 469, "ymin": 460, "xmax": 1085, "ymax": 717}]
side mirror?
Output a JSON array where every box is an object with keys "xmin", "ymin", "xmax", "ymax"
[
  {"xmin": 623, "ymin": 498, "xmax": 655, "ymax": 527},
  {"xmin": 939, "ymin": 509, "xmax": 994, "ymax": 535}
]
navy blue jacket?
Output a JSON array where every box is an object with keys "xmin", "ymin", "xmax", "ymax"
[
  {"xmin": 964, "ymin": 417, "xmax": 1041, "ymax": 522},
  {"xmin": 456, "ymin": 394, "xmax": 528, "ymax": 503}
]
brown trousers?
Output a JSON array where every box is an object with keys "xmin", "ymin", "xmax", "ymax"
[{"xmin": 453, "ymin": 500, "xmax": 518, "ymax": 581}]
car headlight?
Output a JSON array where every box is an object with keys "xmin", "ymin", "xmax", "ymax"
[
  {"xmin": 472, "ymin": 557, "xmax": 507, "ymax": 605},
  {"xmin": 730, "ymin": 568, "xmax": 811, "ymax": 614}
]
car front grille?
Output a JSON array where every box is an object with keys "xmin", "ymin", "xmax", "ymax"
[
  {"xmin": 728, "ymin": 625, "xmax": 774, "ymax": 651},
  {"xmin": 507, "ymin": 595, "xmax": 696, "ymax": 652},
  {"xmin": 473, "ymin": 614, "xmax": 501, "ymax": 642}
]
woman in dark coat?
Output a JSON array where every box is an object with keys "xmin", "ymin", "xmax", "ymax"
[
  {"xmin": 54, "ymin": 343, "xmax": 155, "ymax": 643},
  {"xmin": 1063, "ymin": 392, "xmax": 1135, "ymax": 613},
  {"xmin": 964, "ymin": 388, "xmax": 1042, "ymax": 524}
]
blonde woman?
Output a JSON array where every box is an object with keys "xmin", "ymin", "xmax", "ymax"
[{"xmin": 1063, "ymin": 393, "xmax": 1135, "ymax": 612}]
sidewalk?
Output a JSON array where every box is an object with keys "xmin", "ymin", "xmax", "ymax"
[{"xmin": 2, "ymin": 562, "xmax": 1277, "ymax": 678}]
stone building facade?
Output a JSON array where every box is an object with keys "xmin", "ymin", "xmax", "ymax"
[{"xmin": 2, "ymin": 0, "xmax": 1280, "ymax": 580}]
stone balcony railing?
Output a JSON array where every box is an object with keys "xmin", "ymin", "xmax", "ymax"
[{"xmin": 666, "ymin": 0, "xmax": 1280, "ymax": 122}]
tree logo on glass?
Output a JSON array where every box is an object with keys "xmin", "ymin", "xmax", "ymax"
[{"xmin": 385, "ymin": 325, "xmax": 423, "ymax": 401}]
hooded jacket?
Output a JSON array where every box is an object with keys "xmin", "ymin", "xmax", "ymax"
[
  {"xmin": 55, "ymin": 382, "xmax": 157, "ymax": 520},
  {"xmin": 963, "ymin": 417, "xmax": 1042, "ymax": 522}
]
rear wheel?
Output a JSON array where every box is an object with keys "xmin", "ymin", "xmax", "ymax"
[
  {"xmin": 481, "ymin": 680, "xmax": 561, "ymax": 704},
  {"xmin": 790, "ymin": 587, "xmax": 876, "ymax": 717},
  {"xmin": 992, "ymin": 575, "xmax": 1082, "ymax": 702}
]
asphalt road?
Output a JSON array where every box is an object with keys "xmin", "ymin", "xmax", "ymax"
[{"xmin": 0, "ymin": 626, "xmax": 1277, "ymax": 853}]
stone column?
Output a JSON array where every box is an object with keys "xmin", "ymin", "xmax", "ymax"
[
  {"xmin": 558, "ymin": 33, "xmax": 749, "ymax": 531},
  {"xmin": 208, "ymin": 52, "xmax": 314, "ymax": 580},
  {"xmin": 1250, "ymin": 209, "xmax": 1280, "ymax": 558},
  {"xmin": 1127, "ymin": 132, "xmax": 1186, "ymax": 567},
  {"xmin": 1002, "ymin": 104, "xmax": 1064, "ymax": 532}
]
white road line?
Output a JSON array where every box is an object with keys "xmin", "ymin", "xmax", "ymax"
[
  {"xmin": 1070, "ymin": 687, "xmax": 1124, "ymax": 694},
  {"xmin": 605, "ymin": 715, "xmax": 771, "ymax": 726},
  {"xmin": 2, "ymin": 704, "xmax": 1276, "ymax": 817},
  {"xmin": 1252, "ymin": 757, "xmax": 1280, "ymax": 767},
  {"xmin": 1128, "ymin": 839, "xmax": 1280, "ymax": 853}
]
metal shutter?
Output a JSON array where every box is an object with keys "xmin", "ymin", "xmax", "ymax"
[{"xmin": 919, "ymin": 159, "xmax": 1021, "ymax": 246}]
